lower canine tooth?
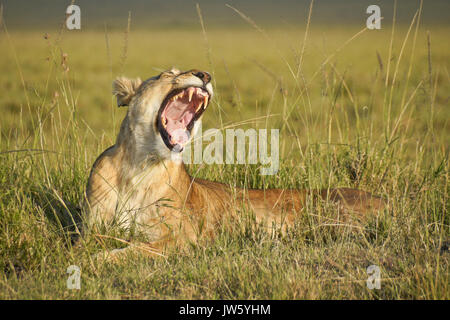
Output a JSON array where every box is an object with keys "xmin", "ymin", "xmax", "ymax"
[
  {"xmin": 204, "ymin": 96, "xmax": 208, "ymax": 107},
  {"xmin": 196, "ymin": 101, "xmax": 203, "ymax": 112}
]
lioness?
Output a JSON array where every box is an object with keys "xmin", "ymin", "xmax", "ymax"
[{"xmin": 85, "ymin": 68, "xmax": 385, "ymax": 258}]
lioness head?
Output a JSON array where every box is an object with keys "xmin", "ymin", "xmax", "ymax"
[{"xmin": 113, "ymin": 68, "xmax": 213, "ymax": 161}]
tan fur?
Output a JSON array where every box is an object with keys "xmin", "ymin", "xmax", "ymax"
[{"xmin": 85, "ymin": 69, "xmax": 386, "ymax": 259}]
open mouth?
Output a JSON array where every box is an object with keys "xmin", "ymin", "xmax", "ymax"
[{"xmin": 157, "ymin": 86, "xmax": 210, "ymax": 152}]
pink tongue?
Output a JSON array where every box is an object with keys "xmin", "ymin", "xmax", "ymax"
[{"xmin": 163, "ymin": 99, "xmax": 195, "ymax": 145}]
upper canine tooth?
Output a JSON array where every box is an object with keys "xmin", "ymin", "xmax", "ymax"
[
  {"xmin": 188, "ymin": 88, "xmax": 194, "ymax": 102},
  {"xmin": 204, "ymin": 96, "xmax": 208, "ymax": 107}
]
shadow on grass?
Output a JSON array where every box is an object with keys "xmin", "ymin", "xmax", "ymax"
[{"xmin": 29, "ymin": 185, "xmax": 85, "ymax": 245}]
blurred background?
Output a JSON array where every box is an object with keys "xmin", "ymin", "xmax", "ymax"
[
  {"xmin": 0, "ymin": 0, "xmax": 448, "ymax": 161},
  {"xmin": 2, "ymin": 0, "xmax": 450, "ymax": 29}
]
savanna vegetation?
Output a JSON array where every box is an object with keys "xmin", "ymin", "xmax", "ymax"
[{"xmin": 0, "ymin": 1, "xmax": 448, "ymax": 299}]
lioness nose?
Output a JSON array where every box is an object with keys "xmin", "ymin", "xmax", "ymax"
[{"xmin": 193, "ymin": 70, "xmax": 211, "ymax": 84}]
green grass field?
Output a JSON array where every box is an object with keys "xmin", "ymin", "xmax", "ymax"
[{"xmin": 0, "ymin": 3, "xmax": 448, "ymax": 299}]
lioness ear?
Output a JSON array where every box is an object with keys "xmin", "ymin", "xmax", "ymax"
[{"xmin": 112, "ymin": 77, "xmax": 142, "ymax": 107}]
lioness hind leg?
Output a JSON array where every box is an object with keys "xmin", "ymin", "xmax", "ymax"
[{"xmin": 324, "ymin": 188, "xmax": 387, "ymax": 216}]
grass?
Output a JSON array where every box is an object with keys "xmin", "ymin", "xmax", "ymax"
[{"xmin": 0, "ymin": 4, "xmax": 448, "ymax": 299}]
